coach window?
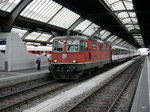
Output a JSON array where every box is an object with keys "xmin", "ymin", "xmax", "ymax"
[
  {"xmin": 121, "ymin": 49, "xmax": 123, "ymax": 54},
  {"xmin": 92, "ymin": 43, "xmax": 96, "ymax": 51},
  {"xmin": 53, "ymin": 40, "xmax": 64, "ymax": 52},
  {"xmin": 67, "ymin": 40, "xmax": 79, "ymax": 52},
  {"xmin": 117, "ymin": 49, "xmax": 120, "ymax": 55},
  {"xmin": 80, "ymin": 40, "xmax": 84, "ymax": 51}
]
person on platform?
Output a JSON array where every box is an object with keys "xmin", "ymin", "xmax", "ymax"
[{"xmin": 36, "ymin": 52, "xmax": 41, "ymax": 70}]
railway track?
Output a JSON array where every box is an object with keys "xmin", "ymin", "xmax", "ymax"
[
  {"xmin": 67, "ymin": 57, "xmax": 144, "ymax": 112},
  {"xmin": 0, "ymin": 64, "xmax": 114, "ymax": 112},
  {"xmin": 1, "ymin": 72, "xmax": 100, "ymax": 112},
  {"xmin": 0, "ymin": 79, "xmax": 75, "ymax": 112}
]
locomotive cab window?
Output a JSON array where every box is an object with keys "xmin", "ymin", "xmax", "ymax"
[
  {"xmin": 67, "ymin": 40, "xmax": 79, "ymax": 52},
  {"xmin": 53, "ymin": 40, "xmax": 64, "ymax": 52}
]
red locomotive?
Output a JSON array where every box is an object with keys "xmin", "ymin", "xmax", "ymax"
[{"xmin": 49, "ymin": 36, "xmax": 112, "ymax": 80}]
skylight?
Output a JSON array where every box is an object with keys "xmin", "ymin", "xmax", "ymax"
[
  {"xmin": 20, "ymin": 0, "xmax": 80, "ymax": 29},
  {"xmin": 102, "ymin": 0, "xmax": 144, "ymax": 47},
  {"xmin": 0, "ymin": 0, "xmax": 21, "ymax": 12}
]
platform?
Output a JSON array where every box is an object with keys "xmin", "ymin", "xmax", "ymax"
[
  {"xmin": 131, "ymin": 55, "xmax": 150, "ymax": 112},
  {"xmin": 0, "ymin": 67, "xmax": 50, "ymax": 88}
]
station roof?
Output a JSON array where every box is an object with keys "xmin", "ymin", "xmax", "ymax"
[{"xmin": 0, "ymin": 0, "xmax": 149, "ymax": 49}]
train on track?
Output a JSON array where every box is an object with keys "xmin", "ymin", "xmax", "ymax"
[
  {"xmin": 0, "ymin": 45, "xmax": 52, "ymax": 55},
  {"xmin": 49, "ymin": 36, "xmax": 139, "ymax": 80},
  {"xmin": 26, "ymin": 45, "xmax": 52, "ymax": 54}
]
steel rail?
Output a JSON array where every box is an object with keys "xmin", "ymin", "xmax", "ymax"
[
  {"xmin": 67, "ymin": 57, "xmax": 143, "ymax": 112},
  {"xmin": 106, "ymin": 58, "xmax": 142, "ymax": 112}
]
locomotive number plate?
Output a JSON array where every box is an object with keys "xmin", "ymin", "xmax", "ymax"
[{"xmin": 62, "ymin": 54, "xmax": 67, "ymax": 59}]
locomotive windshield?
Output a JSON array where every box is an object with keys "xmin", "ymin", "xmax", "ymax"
[
  {"xmin": 67, "ymin": 40, "xmax": 79, "ymax": 52},
  {"xmin": 53, "ymin": 40, "xmax": 64, "ymax": 52}
]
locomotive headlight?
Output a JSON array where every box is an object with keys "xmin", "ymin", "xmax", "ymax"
[
  {"xmin": 54, "ymin": 60, "xmax": 58, "ymax": 63},
  {"xmin": 72, "ymin": 60, "xmax": 77, "ymax": 63}
]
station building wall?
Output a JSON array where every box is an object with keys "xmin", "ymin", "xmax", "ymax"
[{"xmin": 0, "ymin": 33, "xmax": 48, "ymax": 71}]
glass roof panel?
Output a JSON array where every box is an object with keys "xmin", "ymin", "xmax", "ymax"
[
  {"xmin": 99, "ymin": 30, "xmax": 106, "ymax": 36},
  {"xmin": 111, "ymin": 1, "xmax": 125, "ymax": 10},
  {"xmin": 123, "ymin": 43, "xmax": 128, "ymax": 46},
  {"xmin": 83, "ymin": 23, "xmax": 99, "ymax": 36},
  {"xmin": 129, "ymin": 12, "xmax": 136, "ymax": 17},
  {"xmin": 117, "ymin": 12, "xmax": 128, "ymax": 18},
  {"xmin": 125, "ymin": 25, "xmax": 133, "ymax": 28},
  {"xmin": 109, "ymin": 36, "xmax": 118, "ymax": 42},
  {"xmin": 120, "ymin": 41, "xmax": 126, "ymax": 45},
  {"xmin": 136, "ymin": 39, "xmax": 142, "ymax": 41},
  {"xmin": 125, "ymin": 25, "xmax": 134, "ymax": 31},
  {"xmin": 0, "ymin": 0, "xmax": 21, "ymax": 12},
  {"xmin": 131, "ymin": 18, "xmax": 137, "ymax": 23},
  {"xmin": 106, "ymin": 35, "xmax": 115, "ymax": 41},
  {"xmin": 20, "ymin": 0, "xmax": 39, "ymax": 16},
  {"xmin": 134, "ymin": 25, "xmax": 140, "ymax": 30},
  {"xmin": 11, "ymin": 28, "xmax": 28, "ymax": 38},
  {"xmin": 123, "ymin": 1, "xmax": 133, "ymax": 10},
  {"xmin": 114, "ymin": 38, "xmax": 122, "ymax": 44},
  {"xmin": 126, "ymin": 0, "xmax": 132, "ymax": 2},
  {"xmin": 121, "ymin": 18, "xmax": 131, "ymax": 24},
  {"xmin": 100, "ymin": 31, "xmax": 111, "ymax": 40},
  {"xmin": 104, "ymin": 0, "xmax": 119, "ymax": 5},
  {"xmin": 73, "ymin": 20, "xmax": 92, "ymax": 32},
  {"xmin": 117, "ymin": 39, "xmax": 123, "ymax": 44},
  {"xmin": 133, "ymin": 36, "xmax": 142, "ymax": 39},
  {"xmin": 94, "ymin": 29, "xmax": 106, "ymax": 37},
  {"xmin": 25, "ymin": 32, "xmax": 41, "ymax": 40},
  {"xmin": 49, "ymin": 7, "xmax": 80, "ymax": 29},
  {"xmin": 20, "ymin": 0, "xmax": 63, "ymax": 23},
  {"xmin": 36, "ymin": 33, "xmax": 52, "ymax": 42}
]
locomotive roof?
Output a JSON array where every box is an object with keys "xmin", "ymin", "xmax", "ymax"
[{"xmin": 53, "ymin": 36, "xmax": 104, "ymax": 43}]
